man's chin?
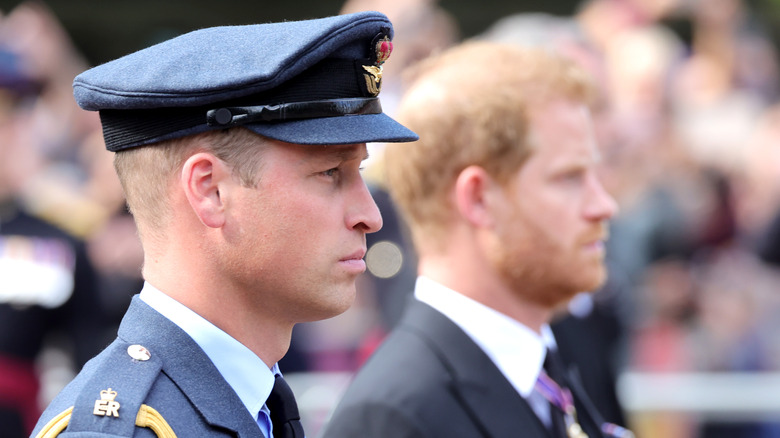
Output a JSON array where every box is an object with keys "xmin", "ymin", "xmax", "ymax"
[
  {"xmin": 300, "ymin": 288, "xmax": 357, "ymax": 323},
  {"xmin": 530, "ymin": 272, "xmax": 606, "ymax": 310}
]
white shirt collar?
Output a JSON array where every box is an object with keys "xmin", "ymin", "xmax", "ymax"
[
  {"xmin": 139, "ymin": 282, "xmax": 277, "ymax": 420},
  {"xmin": 414, "ymin": 276, "xmax": 551, "ymax": 397}
]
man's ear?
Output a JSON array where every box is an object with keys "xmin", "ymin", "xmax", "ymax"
[
  {"xmin": 454, "ymin": 165, "xmax": 497, "ymax": 228},
  {"xmin": 181, "ymin": 152, "xmax": 230, "ymax": 229}
]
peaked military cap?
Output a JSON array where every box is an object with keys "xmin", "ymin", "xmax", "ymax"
[{"xmin": 73, "ymin": 11, "xmax": 418, "ymax": 151}]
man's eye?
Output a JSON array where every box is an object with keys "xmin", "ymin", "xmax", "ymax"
[
  {"xmin": 323, "ymin": 168, "xmax": 339, "ymax": 177},
  {"xmin": 559, "ymin": 170, "xmax": 585, "ymax": 183}
]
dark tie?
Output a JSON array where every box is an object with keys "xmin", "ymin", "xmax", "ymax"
[{"xmin": 266, "ymin": 374, "xmax": 305, "ymax": 438}]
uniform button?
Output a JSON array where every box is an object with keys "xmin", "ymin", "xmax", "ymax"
[{"xmin": 127, "ymin": 344, "xmax": 151, "ymax": 361}]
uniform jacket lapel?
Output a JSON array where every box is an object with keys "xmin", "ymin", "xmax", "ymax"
[
  {"xmin": 400, "ymin": 300, "xmax": 553, "ymax": 438},
  {"xmin": 118, "ymin": 296, "xmax": 263, "ymax": 437}
]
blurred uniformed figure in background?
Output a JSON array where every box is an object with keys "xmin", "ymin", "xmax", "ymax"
[
  {"xmin": 322, "ymin": 42, "xmax": 632, "ymax": 438},
  {"xmin": 0, "ymin": 46, "xmax": 102, "ymax": 438},
  {"xmin": 31, "ymin": 11, "xmax": 416, "ymax": 438}
]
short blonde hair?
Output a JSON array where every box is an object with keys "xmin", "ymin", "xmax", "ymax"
[
  {"xmin": 113, "ymin": 127, "xmax": 267, "ymax": 242},
  {"xmin": 385, "ymin": 42, "xmax": 595, "ymax": 251}
]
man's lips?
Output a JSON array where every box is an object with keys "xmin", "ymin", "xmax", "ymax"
[
  {"xmin": 582, "ymin": 229, "xmax": 609, "ymax": 253},
  {"xmin": 339, "ymin": 249, "xmax": 367, "ymax": 272},
  {"xmin": 583, "ymin": 240, "xmax": 606, "ymax": 252},
  {"xmin": 341, "ymin": 249, "xmax": 367, "ymax": 262}
]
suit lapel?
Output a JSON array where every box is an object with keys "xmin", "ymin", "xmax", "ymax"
[
  {"xmin": 118, "ymin": 296, "xmax": 263, "ymax": 438},
  {"xmin": 564, "ymin": 365, "xmax": 609, "ymax": 438},
  {"xmin": 400, "ymin": 299, "xmax": 553, "ymax": 438}
]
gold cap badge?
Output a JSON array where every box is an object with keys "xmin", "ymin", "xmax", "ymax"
[{"xmin": 363, "ymin": 33, "xmax": 393, "ymax": 96}]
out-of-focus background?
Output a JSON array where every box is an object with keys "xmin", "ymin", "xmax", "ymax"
[{"xmin": 4, "ymin": 0, "xmax": 780, "ymax": 437}]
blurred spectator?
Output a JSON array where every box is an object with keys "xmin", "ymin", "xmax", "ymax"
[
  {"xmin": 576, "ymin": 0, "xmax": 661, "ymax": 54},
  {"xmin": 671, "ymin": 0, "xmax": 778, "ymax": 172},
  {"xmin": 0, "ymin": 3, "xmax": 145, "ymax": 436},
  {"xmin": 0, "ymin": 1, "xmax": 106, "ymax": 238},
  {"xmin": 747, "ymin": 105, "xmax": 780, "ymax": 260},
  {"xmin": 0, "ymin": 43, "xmax": 102, "ymax": 437}
]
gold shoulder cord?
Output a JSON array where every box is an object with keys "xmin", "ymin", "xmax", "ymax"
[
  {"xmin": 35, "ymin": 404, "xmax": 177, "ymax": 438},
  {"xmin": 135, "ymin": 404, "xmax": 177, "ymax": 438},
  {"xmin": 34, "ymin": 407, "xmax": 72, "ymax": 438}
]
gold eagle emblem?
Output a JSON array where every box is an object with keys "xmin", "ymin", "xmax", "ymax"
[{"xmin": 363, "ymin": 65, "xmax": 383, "ymax": 96}]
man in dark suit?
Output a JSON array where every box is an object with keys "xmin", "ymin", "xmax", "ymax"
[
  {"xmin": 30, "ymin": 11, "xmax": 417, "ymax": 438},
  {"xmin": 321, "ymin": 42, "xmax": 633, "ymax": 438}
]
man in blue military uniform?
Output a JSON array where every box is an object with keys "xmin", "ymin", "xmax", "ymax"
[{"xmin": 31, "ymin": 11, "xmax": 416, "ymax": 438}]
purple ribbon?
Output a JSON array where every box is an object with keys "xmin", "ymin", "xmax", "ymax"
[{"xmin": 535, "ymin": 369, "xmax": 575, "ymax": 415}]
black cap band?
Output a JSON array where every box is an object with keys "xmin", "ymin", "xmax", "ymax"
[
  {"xmin": 206, "ymin": 97, "xmax": 382, "ymax": 127},
  {"xmin": 99, "ymin": 57, "xmax": 382, "ymax": 151}
]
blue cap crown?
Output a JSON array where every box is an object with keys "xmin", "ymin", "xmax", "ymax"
[{"xmin": 74, "ymin": 11, "xmax": 418, "ymax": 151}]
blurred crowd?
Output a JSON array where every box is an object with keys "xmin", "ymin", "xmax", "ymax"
[
  {"xmin": 4, "ymin": 0, "xmax": 780, "ymax": 437},
  {"xmin": 0, "ymin": 2, "xmax": 145, "ymax": 435}
]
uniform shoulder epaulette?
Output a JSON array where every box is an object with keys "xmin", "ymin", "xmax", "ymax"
[{"xmin": 35, "ymin": 341, "xmax": 176, "ymax": 437}]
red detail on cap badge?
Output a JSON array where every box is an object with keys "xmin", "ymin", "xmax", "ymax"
[{"xmin": 376, "ymin": 36, "xmax": 392, "ymax": 65}]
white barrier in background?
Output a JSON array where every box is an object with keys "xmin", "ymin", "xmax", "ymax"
[{"xmin": 617, "ymin": 371, "xmax": 780, "ymax": 420}]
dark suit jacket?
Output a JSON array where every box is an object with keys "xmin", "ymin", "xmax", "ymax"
[
  {"xmin": 31, "ymin": 296, "xmax": 264, "ymax": 437},
  {"xmin": 320, "ymin": 299, "xmax": 611, "ymax": 438}
]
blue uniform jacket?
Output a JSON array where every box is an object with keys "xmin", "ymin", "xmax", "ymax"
[{"xmin": 31, "ymin": 295, "xmax": 264, "ymax": 437}]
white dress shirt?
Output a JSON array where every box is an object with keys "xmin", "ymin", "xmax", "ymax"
[{"xmin": 140, "ymin": 282, "xmax": 277, "ymax": 437}]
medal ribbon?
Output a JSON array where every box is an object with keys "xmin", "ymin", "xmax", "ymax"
[
  {"xmin": 535, "ymin": 370, "xmax": 586, "ymax": 438},
  {"xmin": 536, "ymin": 369, "xmax": 636, "ymax": 438},
  {"xmin": 535, "ymin": 369, "xmax": 575, "ymax": 415},
  {"xmin": 602, "ymin": 423, "xmax": 636, "ymax": 438}
]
